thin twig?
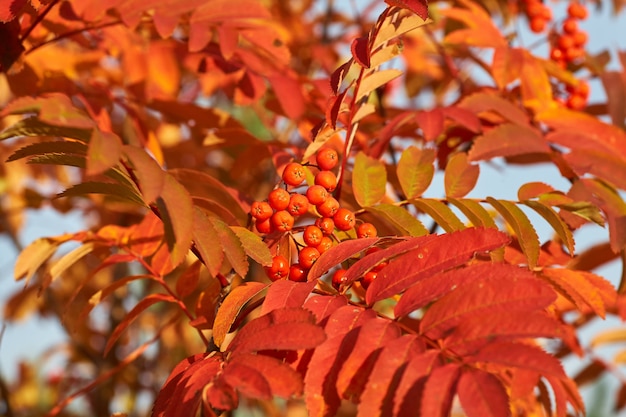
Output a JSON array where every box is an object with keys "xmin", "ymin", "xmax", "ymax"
[
  {"xmin": 20, "ymin": 0, "xmax": 60, "ymax": 41},
  {"xmin": 26, "ymin": 20, "xmax": 123, "ymax": 55}
]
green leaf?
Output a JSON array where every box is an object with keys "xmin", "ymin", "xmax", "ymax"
[
  {"xmin": 0, "ymin": 117, "xmax": 92, "ymax": 141},
  {"xmin": 353, "ymin": 152, "xmax": 387, "ymax": 207},
  {"xmin": 444, "ymin": 153, "xmax": 479, "ymax": 198},
  {"xmin": 209, "ymin": 217, "xmax": 249, "ymax": 278},
  {"xmin": 231, "ymin": 226, "xmax": 272, "ymax": 267},
  {"xmin": 365, "ymin": 204, "xmax": 429, "ymax": 236},
  {"xmin": 524, "ymin": 201, "xmax": 575, "ymax": 255},
  {"xmin": 7, "ymin": 140, "xmax": 88, "ymax": 162},
  {"xmin": 486, "ymin": 197, "xmax": 540, "ymax": 268},
  {"xmin": 156, "ymin": 174, "xmax": 195, "ymax": 268},
  {"xmin": 57, "ymin": 181, "xmax": 145, "ymax": 206},
  {"xmin": 87, "ymin": 129, "xmax": 123, "ymax": 176},
  {"xmin": 411, "ymin": 199, "xmax": 466, "ymax": 232},
  {"xmin": 396, "ymin": 146, "xmax": 435, "ymax": 199}
]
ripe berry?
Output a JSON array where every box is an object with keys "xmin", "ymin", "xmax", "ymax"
[
  {"xmin": 299, "ymin": 246, "xmax": 320, "ymax": 269},
  {"xmin": 331, "ymin": 269, "xmax": 348, "ymax": 291},
  {"xmin": 566, "ymin": 94, "xmax": 587, "ymax": 110},
  {"xmin": 366, "ymin": 247, "xmax": 389, "ymax": 271},
  {"xmin": 316, "ymin": 196, "xmax": 340, "ymax": 217},
  {"xmin": 572, "ymin": 31, "xmax": 588, "ymax": 47},
  {"xmin": 557, "ymin": 34, "xmax": 574, "ymax": 50},
  {"xmin": 287, "ymin": 193, "xmax": 309, "ymax": 216},
  {"xmin": 529, "ymin": 17, "xmax": 546, "ymax": 33},
  {"xmin": 333, "ymin": 208, "xmax": 356, "ymax": 231},
  {"xmin": 562, "ymin": 18, "xmax": 578, "ymax": 34},
  {"xmin": 265, "ymin": 255, "xmax": 289, "ymax": 281},
  {"xmin": 282, "ymin": 162, "xmax": 306, "ymax": 187},
  {"xmin": 315, "ymin": 217, "xmax": 335, "ymax": 235},
  {"xmin": 361, "ymin": 271, "xmax": 377, "ymax": 289},
  {"xmin": 255, "ymin": 217, "xmax": 272, "ymax": 234},
  {"xmin": 315, "ymin": 170, "xmax": 337, "ymax": 192},
  {"xmin": 271, "ymin": 210, "xmax": 294, "ymax": 232},
  {"xmin": 316, "ymin": 148, "xmax": 339, "ymax": 171},
  {"xmin": 268, "ymin": 188, "xmax": 290, "ymax": 211},
  {"xmin": 356, "ymin": 222, "xmax": 377, "ymax": 238},
  {"xmin": 251, "ymin": 201, "xmax": 273, "ymax": 221},
  {"xmin": 306, "ymin": 185, "xmax": 328, "ymax": 205},
  {"xmin": 318, "ymin": 236, "xmax": 334, "ymax": 254},
  {"xmin": 567, "ymin": 2, "xmax": 588, "ymax": 20},
  {"xmin": 289, "ymin": 263, "xmax": 308, "ymax": 282},
  {"xmin": 303, "ymin": 225, "xmax": 324, "ymax": 247}
]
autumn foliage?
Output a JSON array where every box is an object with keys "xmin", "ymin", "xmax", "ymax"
[{"xmin": 2, "ymin": 0, "xmax": 626, "ymax": 416}]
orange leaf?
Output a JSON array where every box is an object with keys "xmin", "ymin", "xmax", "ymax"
[
  {"xmin": 384, "ymin": 0, "xmax": 429, "ymax": 20},
  {"xmin": 440, "ymin": 0, "xmax": 506, "ymax": 48},
  {"xmin": 156, "ymin": 173, "xmax": 194, "ymax": 268},
  {"xmin": 520, "ymin": 54, "xmax": 554, "ymax": 112},
  {"xmin": 192, "ymin": 207, "xmax": 225, "ymax": 277},
  {"xmin": 213, "ymin": 282, "xmax": 267, "ymax": 347},
  {"xmin": 444, "ymin": 152, "xmax": 479, "ymax": 198},
  {"xmin": 123, "ymin": 145, "xmax": 165, "ymax": 204},
  {"xmin": 225, "ymin": 353, "xmax": 303, "ymax": 398},
  {"xmin": 457, "ymin": 369, "xmax": 510, "ymax": 417},
  {"xmin": 492, "ymin": 46, "xmax": 524, "ymax": 89},
  {"xmin": 86, "ymin": 129, "xmax": 123, "ymax": 176},
  {"xmin": 14, "ymin": 237, "xmax": 60, "ymax": 283},
  {"xmin": 260, "ymin": 280, "xmax": 316, "ymax": 316},
  {"xmin": 415, "ymin": 108, "xmax": 444, "ymax": 141},
  {"xmin": 468, "ymin": 123, "xmax": 550, "ymax": 161}
]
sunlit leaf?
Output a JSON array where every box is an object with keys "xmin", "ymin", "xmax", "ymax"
[
  {"xmin": 7, "ymin": 140, "xmax": 87, "ymax": 162},
  {"xmin": 0, "ymin": 116, "xmax": 92, "ymax": 141},
  {"xmin": 308, "ymin": 237, "xmax": 379, "ymax": 282},
  {"xmin": 156, "ymin": 174, "xmax": 194, "ymax": 268},
  {"xmin": 353, "ymin": 151, "xmax": 387, "ymax": 207},
  {"xmin": 397, "ymin": 146, "xmax": 435, "ymax": 199},
  {"xmin": 260, "ymin": 280, "xmax": 316, "ymax": 315},
  {"xmin": 468, "ymin": 123, "xmax": 549, "ymax": 161},
  {"xmin": 86, "ymin": 129, "xmax": 123, "ymax": 176},
  {"xmin": 213, "ymin": 282, "xmax": 267, "ymax": 347},
  {"xmin": 411, "ymin": 198, "xmax": 466, "ymax": 232},
  {"xmin": 191, "ymin": 207, "xmax": 224, "ymax": 277},
  {"xmin": 57, "ymin": 181, "xmax": 145, "ymax": 206},
  {"xmin": 209, "ymin": 217, "xmax": 249, "ymax": 277},
  {"xmin": 356, "ymin": 69, "xmax": 402, "ymax": 102},
  {"xmin": 444, "ymin": 153, "xmax": 479, "ymax": 198},
  {"xmin": 231, "ymin": 226, "xmax": 272, "ymax": 267},
  {"xmin": 523, "ymin": 201, "xmax": 575, "ymax": 255},
  {"xmin": 365, "ymin": 204, "xmax": 429, "ymax": 236},
  {"xmin": 14, "ymin": 237, "xmax": 60, "ymax": 283},
  {"xmin": 123, "ymin": 145, "xmax": 165, "ymax": 204}
]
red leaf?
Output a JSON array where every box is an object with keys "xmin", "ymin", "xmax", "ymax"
[
  {"xmin": 518, "ymin": 182, "xmax": 555, "ymax": 200},
  {"xmin": 261, "ymin": 280, "xmax": 316, "ymax": 315},
  {"xmin": 226, "ymin": 353, "xmax": 303, "ymax": 398},
  {"xmin": 330, "ymin": 60, "xmax": 353, "ymax": 95},
  {"xmin": 356, "ymin": 335, "xmax": 425, "ymax": 417},
  {"xmin": 468, "ymin": 342, "xmax": 566, "ymax": 378},
  {"xmin": 227, "ymin": 308, "xmax": 326, "ymax": 355},
  {"xmin": 366, "ymin": 228, "xmax": 510, "ymax": 304},
  {"xmin": 420, "ymin": 363, "xmax": 461, "ymax": 417},
  {"xmin": 268, "ymin": 73, "xmax": 306, "ymax": 119},
  {"xmin": 303, "ymin": 294, "xmax": 349, "ymax": 325},
  {"xmin": 308, "ymin": 237, "xmax": 379, "ymax": 282},
  {"xmin": 394, "ymin": 262, "xmax": 494, "ymax": 318},
  {"xmin": 459, "ymin": 92, "xmax": 530, "ymax": 127},
  {"xmin": 385, "ymin": 0, "xmax": 429, "ymax": 20},
  {"xmin": 564, "ymin": 148, "xmax": 626, "ymax": 190},
  {"xmin": 442, "ymin": 106, "xmax": 481, "ymax": 133},
  {"xmin": 0, "ymin": 0, "xmax": 26, "ymax": 22},
  {"xmin": 544, "ymin": 375, "xmax": 585, "ymax": 417},
  {"xmin": 415, "ymin": 108, "xmax": 444, "ymax": 141},
  {"xmin": 419, "ymin": 265, "xmax": 556, "ymax": 339},
  {"xmin": 202, "ymin": 375, "xmax": 238, "ymax": 412},
  {"xmin": 468, "ymin": 123, "xmax": 550, "ymax": 161},
  {"xmin": 213, "ymin": 282, "xmax": 267, "ymax": 347},
  {"xmin": 457, "ymin": 369, "xmax": 510, "ymax": 417},
  {"xmin": 304, "ymin": 307, "xmax": 376, "ymax": 417},
  {"xmin": 326, "ymin": 91, "xmax": 347, "ymax": 130},
  {"xmin": 192, "ymin": 207, "xmax": 225, "ymax": 277},
  {"xmin": 336, "ymin": 318, "xmax": 402, "ymax": 401},
  {"xmin": 222, "ymin": 360, "xmax": 271, "ymax": 401},
  {"xmin": 351, "ymin": 36, "xmax": 371, "ymax": 68},
  {"xmin": 393, "ymin": 350, "xmax": 441, "ymax": 417},
  {"xmin": 104, "ymin": 293, "xmax": 178, "ymax": 356}
]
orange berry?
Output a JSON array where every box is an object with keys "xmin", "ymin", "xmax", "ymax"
[
  {"xmin": 299, "ymin": 246, "xmax": 320, "ymax": 269},
  {"xmin": 315, "ymin": 217, "xmax": 335, "ymax": 235},
  {"xmin": 316, "ymin": 148, "xmax": 339, "ymax": 171},
  {"xmin": 562, "ymin": 18, "xmax": 578, "ymax": 34},
  {"xmin": 271, "ymin": 210, "xmax": 294, "ymax": 232},
  {"xmin": 557, "ymin": 34, "xmax": 574, "ymax": 50},
  {"xmin": 265, "ymin": 255, "xmax": 290, "ymax": 281},
  {"xmin": 268, "ymin": 188, "xmax": 290, "ymax": 211},
  {"xmin": 287, "ymin": 193, "xmax": 309, "ymax": 216},
  {"xmin": 333, "ymin": 208, "xmax": 356, "ymax": 231},
  {"xmin": 282, "ymin": 162, "xmax": 306, "ymax": 187},
  {"xmin": 289, "ymin": 263, "xmax": 308, "ymax": 282},
  {"xmin": 529, "ymin": 17, "xmax": 546, "ymax": 33},
  {"xmin": 306, "ymin": 185, "xmax": 328, "ymax": 205},
  {"xmin": 303, "ymin": 225, "xmax": 324, "ymax": 247},
  {"xmin": 567, "ymin": 2, "xmax": 588, "ymax": 20},
  {"xmin": 566, "ymin": 94, "xmax": 587, "ymax": 110},
  {"xmin": 255, "ymin": 217, "xmax": 272, "ymax": 234},
  {"xmin": 565, "ymin": 46, "xmax": 584, "ymax": 62},
  {"xmin": 315, "ymin": 170, "xmax": 337, "ymax": 192},
  {"xmin": 251, "ymin": 201, "xmax": 273, "ymax": 221},
  {"xmin": 331, "ymin": 269, "xmax": 348, "ymax": 291},
  {"xmin": 317, "ymin": 196, "xmax": 340, "ymax": 217},
  {"xmin": 572, "ymin": 30, "xmax": 588, "ymax": 47},
  {"xmin": 357, "ymin": 222, "xmax": 378, "ymax": 238},
  {"xmin": 550, "ymin": 48, "xmax": 565, "ymax": 61},
  {"xmin": 317, "ymin": 236, "xmax": 334, "ymax": 254}
]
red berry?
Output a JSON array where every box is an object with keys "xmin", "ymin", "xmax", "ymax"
[
  {"xmin": 315, "ymin": 217, "xmax": 335, "ymax": 235},
  {"xmin": 557, "ymin": 34, "xmax": 574, "ymax": 50},
  {"xmin": 361, "ymin": 271, "xmax": 378, "ymax": 289},
  {"xmin": 562, "ymin": 18, "xmax": 578, "ymax": 34},
  {"xmin": 282, "ymin": 162, "xmax": 306, "ymax": 187},
  {"xmin": 287, "ymin": 193, "xmax": 309, "ymax": 216},
  {"xmin": 356, "ymin": 222, "xmax": 378, "ymax": 238},
  {"xmin": 306, "ymin": 185, "xmax": 328, "ymax": 205},
  {"xmin": 567, "ymin": 2, "xmax": 588, "ymax": 20},
  {"xmin": 303, "ymin": 225, "xmax": 324, "ymax": 247},
  {"xmin": 333, "ymin": 208, "xmax": 356, "ymax": 231},
  {"xmin": 316, "ymin": 196, "xmax": 340, "ymax": 217},
  {"xmin": 289, "ymin": 263, "xmax": 308, "ymax": 282},
  {"xmin": 250, "ymin": 201, "xmax": 273, "ymax": 221},
  {"xmin": 566, "ymin": 94, "xmax": 587, "ymax": 110},
  {"xmin": 331, "ymin": 269, "xmax": 348, "ymax": 291},
  {"xmin": 572, "ymin": 31, "xmax": 588, "ymax": 47},
  {"xmin": 265, "ymin": 255, "xmax": 289, "ymax": 281},
  {"xmin": 271, "ymin": 210, "xmax": 294, "ymax": 232},
  {"xmin": 255, "ymin": 217, "xmax": 272, "ymax": 234},
  {"xmin": 315, "ymin": 170, "xmax": 337, "ymax": 192},
  {"xmin": 268, "ymin": 188, "xmax": 290, "ymax": 211},
  {"xmin": 316, "ymin": 148, "xmax": 339, "ymax": 171},
  {"xmin": 318, "ymin": 236, "xmax": 334, "ymax": 254},
  {"xmin": 299, "ymin": 246, "xmax": 320, "ymax": 269},
  {"xmin": 529, "ymin": 17, "xmax": 546, "ymax": 33}
]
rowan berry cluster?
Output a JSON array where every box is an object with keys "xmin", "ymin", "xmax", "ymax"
[
  {"xmin": 523, "ymin": 0, "xmax": 553, "ymax": 33},
  {"xmin": 250, "ymin": 147, "xmax": 380, "ymax": 289},
  {"xmin": 549, "ymin": 2, "xmax": 588, "ymax": 69}
]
